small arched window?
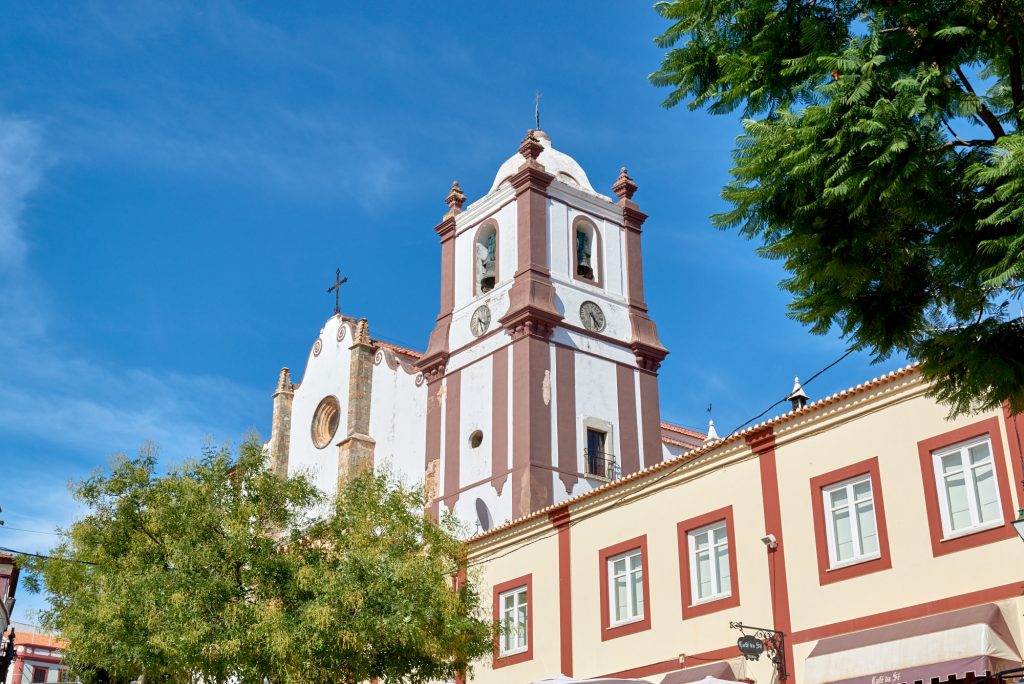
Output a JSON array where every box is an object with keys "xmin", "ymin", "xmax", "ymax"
[
  {"xmin": 573, "ymin": 219, "xmax": 600, "ymax": 284},
  {"xmin": 475, "ymin": 223, "xmax": 498, "ymax": 294}
]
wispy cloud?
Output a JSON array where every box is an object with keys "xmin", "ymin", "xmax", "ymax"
[
  {"xmin": 0, "ymin": 113, "xmax": 263, "ymax": 621},
  {"xmin": 0, "ymin": 115, "xmax": 45, "ymax": 268}
]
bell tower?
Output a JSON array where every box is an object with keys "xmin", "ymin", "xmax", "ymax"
[{"xmin": 417, "ymin": 129, "xmax": 667, "ymax": 529}]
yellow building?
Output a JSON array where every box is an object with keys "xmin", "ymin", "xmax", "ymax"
[{"xmin": 465, "ymin": 366, "xmax": 1024, "ymax": 684}]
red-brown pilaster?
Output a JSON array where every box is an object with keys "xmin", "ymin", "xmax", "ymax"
[
  {"xmin": 747, "ymin": 427, "xmax": 795, "ymax": 682},
  {"xmin": 638, "ymin": 370, "xmax": 663, "ymax": 468},
  {"xmin": 499, "ymin": 131, "xmax": 561, "ymax": 518},
  {"xmin": 549, "ymin": 506, "xmax": 574, "ymax": 677},
  {"xmin": 423, "ymin": 377, "xmax": 442, "ymax": 519},
  {"xmin": 419, "ymin": 182, "xmax": 466, "ymax": 519},
  {"xmin": 613, "ymin": 168, "xmax": 667, "ymax": 375},
  {"xmin": 555, "ymin": 345, "xmax": 579, "ymax": 494},
  {"xmin": 419, "ymin": 181, "xmax": 466, "ymax": 382},
  {"xmin": 616, "ymin": 364, "xmax": 640, "ymax": 475},
  {"xmin": 443, "ymin": 369, "xmax": 462, "ymax": 510}
]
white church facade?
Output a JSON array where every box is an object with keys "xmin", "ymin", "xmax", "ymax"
[{"xmin": 266, "ymin": 129, "xmax": 704, "ymax": 533}]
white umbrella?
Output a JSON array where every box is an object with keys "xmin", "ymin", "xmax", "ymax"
[{"xmin": 532, "ymin": 678, "xmax": 654, "ymax": 684}]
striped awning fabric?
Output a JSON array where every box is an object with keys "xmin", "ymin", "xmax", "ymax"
[{"xmin": 804, "ymin": 603, "xmax": 1022, "ymax": 684}]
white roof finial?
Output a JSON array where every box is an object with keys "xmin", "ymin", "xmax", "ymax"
[
  {"xmin": 705, "ymin": 418, "xmax": 720, "ymax": 443},
  {"xmin": 788, "ymin": 376, "xmax": 810, "ymax": 410}
]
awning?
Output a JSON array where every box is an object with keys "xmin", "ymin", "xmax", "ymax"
[
  {"xmin": 805, "ymin": 603, "xmax": 1022, "ymax": 684},
  {"xmin": 660, "ymin": 660, "xmax": 738, "ymax": 684},
  {"xmin": 532, "ymin": 678, "xmax": 653, "ymax": 684}
]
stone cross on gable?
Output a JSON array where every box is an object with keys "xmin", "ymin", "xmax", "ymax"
[{"xmin": 327, "ymin": 268, "xmax": 348, "ymax": 316}]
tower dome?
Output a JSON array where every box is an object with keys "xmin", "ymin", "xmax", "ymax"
[{"xmin": 488, "ymin": 130, "xmax": 608, "ymax": 199}]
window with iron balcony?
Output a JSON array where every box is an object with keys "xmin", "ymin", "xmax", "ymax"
[{"xmin": 585, "ymin": 427, "xmax": 618, "ymax": 481}]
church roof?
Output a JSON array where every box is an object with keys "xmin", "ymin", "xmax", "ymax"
[
  {"xmin": 373, "ymin": 339, "xmax": 421, "ymax": 360},
  {"xmin": 488, "ymin": 130, "xmax": 608, "ymax": 199},
  {"xmin": 660, "ymin": 421, "xmax": 706, "ymax": 441}
]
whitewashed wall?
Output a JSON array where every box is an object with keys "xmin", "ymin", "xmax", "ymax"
[
  {"xmin": 368, "ymin": 353, "xmax": 427, "ymax": 487},
  {"xmin": 288, "ymin": 315, "xmax": 352, "ymax": 498}
]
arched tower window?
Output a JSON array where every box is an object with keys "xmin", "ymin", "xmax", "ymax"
[
  {"xmin": 573, "ymin": 218, "xmax": 601, "ymax": 284},
  {"xmin": 475, "ymin": 223, "xmax": 498, "ymax": 294}
]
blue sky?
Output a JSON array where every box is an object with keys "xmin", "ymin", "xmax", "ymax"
[{"xmin": 0, "ymin": 2, "xmax": 906, "ymax": 620}]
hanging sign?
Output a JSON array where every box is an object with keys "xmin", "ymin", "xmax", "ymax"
[{"xmin": 737, "ymin": 635, "xmax": 764, "ymax": 660}]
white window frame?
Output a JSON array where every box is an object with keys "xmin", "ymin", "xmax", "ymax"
[
  {"xmin": 607, "ymin": 548, "xmax": 644, "ymax": 626},
  {"xmin": 688, "ymin": 520, "xmax": 731, "ymax": 604},
  {"xmin": 498, "ymin": 585, "xmax": 528, "ymax": 656},
  {"xmin": 822, "ymin": 474, "xmax": 881, "ymax": 568},
  {"xmin": 932, "ymin": 435, "xmax": 1004, "ymax": 539}
]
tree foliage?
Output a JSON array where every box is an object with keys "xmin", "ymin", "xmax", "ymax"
[
  {"xmin": 652, "ymin": 0, "xmax": 1024, "ymax": 414},
  {"xmin": 24, "ymin": 439, "xmax": 491, "ymax": 684}
]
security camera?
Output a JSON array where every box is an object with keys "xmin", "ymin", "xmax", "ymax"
[{"xmin": 761, "ymin": 533, "xmax": 778, "ymax": 549}]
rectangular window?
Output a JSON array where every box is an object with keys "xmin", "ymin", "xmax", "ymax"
[
  {"xmin": 608, "ymin": 549, "xmax": 644, "ymax": 625},
  {"xmin": 933, "ymin": 436, "xmax": 1003, "ymax": 537},
  {"xmin": 688, "ymin": 521, "xmax": 731, "ymax": 602},
  {"xmin": 823, "ymin": 474, "xmax": 880, "ymax": 567},
  {"xmin": 31, "ymin": 667, "xmax": 47, "ymax": 684},
  {"xmin": 498, "ymin": 586, "xmax": 528, "ymax": 656},
  {"xmin": 585, "ymin": 428, "xmax": 617, "ymax": 480},
  {"xmin": 492, "ymin": 574, "xmax": 533, "ymax": 666}
]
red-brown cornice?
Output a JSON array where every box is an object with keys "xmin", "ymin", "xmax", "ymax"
[
  {"xmin": 435, "ymin": 217, "xmax": 457, "ymax": 241},
  {"xmin": 621, "ymin": 203, "xmax": 648, "ymax": 232},
  {"xmin": 501, "ymin": 307, "xmax": 561, "ymax": 341},
  {"xmin": 509, "ymin": 163, "xmax": 555, "ymax": 195},
  {"xmin": 745, "ymin": 426, "xmax": 776, "ymax": 455}
]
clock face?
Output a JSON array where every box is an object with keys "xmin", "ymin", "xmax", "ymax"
[
  {"xmin": 579, "ymin": 301, "xmax": 606, "ymax": 332},
  {"xmin": 470, "ymin": 305, "xmax": 491, "ymax": 337}
]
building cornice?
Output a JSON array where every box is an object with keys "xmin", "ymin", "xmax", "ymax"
[{"xmin": 466, "ymin": 363, "xmax": 924, "ymax": 550}]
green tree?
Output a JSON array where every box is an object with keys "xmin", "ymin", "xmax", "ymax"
[
  {"xmin": 651, "ymin": 0, "xmax": 1024, "ymax": 415},
  {"xmin": 25, "ymin": 439, "xmax": 491, "ymax": 684}
]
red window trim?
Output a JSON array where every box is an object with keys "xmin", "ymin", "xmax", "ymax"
[
  {"xmin": 917, "ymin": 416, "xmax": 1016, "ymax": 557},
  {"xmin": 599, "ymin": 535, "xmax": 651, "ymax": 641},
  {"xmin": 1003, "ymin": 404, "xmax": 1024, "ymax": 506},
  {"xmin": 676, "ymin": 506, "xmax": 740, "ymax": 619},
  {"xmin": 809, "ymin": 456, "xmax": 893, "ymax": 585},
  {"xmin": 492, "ymin": 574, "xmax": 533, "ymax": 668}
]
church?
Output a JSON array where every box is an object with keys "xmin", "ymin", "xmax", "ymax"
[
  {"xmin": 266, "ymin": 128, "xmax": 705, "ymax": 533},
  {"xmin": 264, "ymin": 129, "xmax": 1024, "ymax": 684}
]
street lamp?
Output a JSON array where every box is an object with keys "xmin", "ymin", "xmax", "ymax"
[{"xmin": 1013, "ymin": 508, "xmax": 1024, "ymax": 543}]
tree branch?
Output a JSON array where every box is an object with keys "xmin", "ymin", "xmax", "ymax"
[
  {"xmin": 930, "ymin": 137, "xmax": 998, "ymax": 151},
  {"xmin": 954, "ymin": 65, "xmax": 1007, "ymax": 138},
  {"xmin": 1007, "ymin": 32, "xmax": 1023, "ymax": 116}
]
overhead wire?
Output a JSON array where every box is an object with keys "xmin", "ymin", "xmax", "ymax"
[
  {"xmin": 0, "ymin": 546, "xmax": 96, "ymax": 566},
  {"xmin": 464, "ymin": 347, "xmax": 859, "ymax": 568},
  {"xmin": 0, "ymin": 526, "xmax": 64, "ymax": 536}
]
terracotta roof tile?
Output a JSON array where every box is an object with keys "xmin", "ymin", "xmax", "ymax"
[
  {"xmin": 372, "ymin": 339, "xmax": 422, "ymax": 359},
  {"xmin": 660, "ymin": 421, "xmax": 707, "ymax": 440}
]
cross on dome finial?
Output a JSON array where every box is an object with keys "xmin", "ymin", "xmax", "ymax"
[
  {"xmin": 612, "ymin": 166, "xmax": 638, "ymax": 201},
  {"xmin": 445, "ymin": 180, "xmax": 466, "ymax": 216},
  {"xmin": 519, "ymin": 130, "xmax": 544, "ymax": 163}
]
